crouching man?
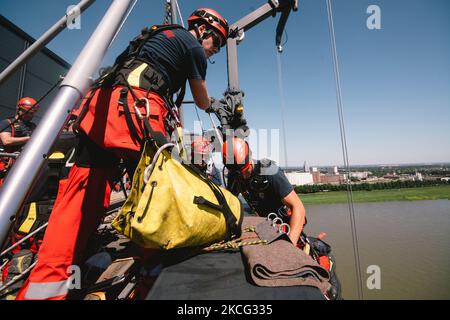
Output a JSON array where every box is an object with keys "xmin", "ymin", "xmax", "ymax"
[{"xmin": 222, "ymin": 137, "xmax": 306, "ymax": 245}]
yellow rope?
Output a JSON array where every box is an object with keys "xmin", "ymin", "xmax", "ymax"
[{"xmin": 204, "ymin": 226, "xmax": 267, "ymax": 252}]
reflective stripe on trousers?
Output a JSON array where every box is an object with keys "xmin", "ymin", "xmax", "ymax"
[{"xmin": 25, "ymin": 280, "xmax": 69, "ymax": 300}]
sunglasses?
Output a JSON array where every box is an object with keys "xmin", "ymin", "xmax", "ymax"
[{"xmin": 209, "ymin": 30, "xmax": 222, "ymax": 51}]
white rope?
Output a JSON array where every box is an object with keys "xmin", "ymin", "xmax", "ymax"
[
  {"xmin": 207, "ymin": 113, "xmax": 225, "ymax": 184},
  {"xmin": 109, "ymin": 0, "xmax": 139, "ymax": 48},
  {"xmin": 0, "ymin": 223, "xmax": 48, "ymax": 258},
  {"xmin": 194, "ymin": 105, "xmax": 205, "ymax": 133},
  {"xmin": 326, "ymin": 0, "xmax": 363, "ymax": 300},
  {"xmin": 276, "ymin": 51, "xmax": 289, "ymax": 168},
  {"xmin": 0, "ymin": 260, "xmax": 38, "ymax": 294},
  {"xmin": 208, "ymin": 113, "xmax": 224, "ymax": 147},
  {"xmin": 175, "ymin": 0, "xmax": 185, "ymax": 28}
]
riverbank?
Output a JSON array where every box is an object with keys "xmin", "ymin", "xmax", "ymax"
[{"xmin": 298, "ymin": 185, "xmax": 450, "ymax": 205}]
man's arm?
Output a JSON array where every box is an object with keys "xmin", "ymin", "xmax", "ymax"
[
  {"xmin": 0, "ymin": 132, "xmax": 30, "ymax": 147},
  {"xmin": 282, "ymin": 190, "xmax": 306, "ymax": 245},
  {"xmin": 188, "ymin": 79, "xmax": 211, "ymax": 110}
]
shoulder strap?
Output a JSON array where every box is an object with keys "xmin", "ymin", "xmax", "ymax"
[
  {"xmin": 94, "ymin": 24, "xmax": 185, "ymax": 89},
  {"xmin": 128, "ymin": 24, "xmax": 185, "ymax": 61}
]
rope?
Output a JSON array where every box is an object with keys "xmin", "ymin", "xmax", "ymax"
[
  {"xmin": 0, "ymin": 259, "xmax": 8, "ymax": 272},
  {"xmin": 326, "ymin": 0, "xmax": 363, "ymax": 300},
  {"xmin": 175, "ymin": 0, "xmax": 185, "ymax": 28},
  {"xmin": 203, "ymin": 227, "xmax": 267, "ymax": 252},
  {"xmin": 194, "ymin": 105, "xmax": 204, "ymax": 133},
  {"xmin": 204, "ymin": 237, "xmax": 267, "ymax": 252},
  {"xmin": 276, "ymin": 52, "xmax": 289, "ymax": 168},
  {"xmin": 109, "ymin": 0, "xmax": 139, "ymax": 48},
  {"xmin": 208, "ymin": 113, "xmax": 224, "ymax": 147},
  {"xmin": 0, "ymin": 260, "xmax": 37, "ymax": 294},
  {"xmin": 0, "ymin": 223, "xmax": 48, "ymax": 258}
]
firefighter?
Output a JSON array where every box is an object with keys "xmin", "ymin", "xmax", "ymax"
[
  {"xmin": 191, "ymin": 136, "xmax": 222, "ymax": 185},
  {"xmin": 223, "ymin": 138, "xmax": 306, "ymax": 245},
  {"xmin": 17, "ymin": 8, "xmax": 229, "ymax": 300},
  {"xmin": 0, "ymin": 97, "xmax": 39, "ymax": 187}
]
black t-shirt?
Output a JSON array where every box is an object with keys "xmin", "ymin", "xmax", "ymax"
[
  {"xmin": 137, "ymin": 27, "xmax": 207, "ymax": 94},
  {"xmin": 0, "ymin": 118, "xmax": 35, "ymax": 150},
  {"xmin": 228, "ymin": 160, "xmax": 294, "ymax": 216}
]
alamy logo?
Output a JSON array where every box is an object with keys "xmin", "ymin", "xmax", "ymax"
[
  {"xmin": 67, "ymin": 5, "xmax": 81, "ymax": 30},
  {"xmin": 367, "ymin": 5, "xmax": 381, "ymax": 30},
  {"xmin": 366, "ymin": 265, "xmax": 381, "ymax": 290},
  {"xmin": 67, "ymin": 265, "xmax": 81, "ymax": 290}
]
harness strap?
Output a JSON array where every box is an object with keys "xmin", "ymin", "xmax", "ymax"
[
  {"xmin": 174, "ymin": 84, "xmax": 186, "ymax": 109},
  {"xmin": 1, "ymin": 119, "xmax": 17, "ymax": 169},
  {"xmin": 119, "ymin": 73, "xmax": 171, "ymax": 149},
  {"xmin": 118, "ymin": 88, "xmax": 143, "ymax": 146},
  {"xmin": 72, "ymin": 89, "xmax": 97, "ymax": 133}
]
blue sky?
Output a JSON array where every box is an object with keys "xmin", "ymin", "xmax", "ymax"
[{"xmin": 1, "ymin": 0, "xmax": 449, "ymax": 166}]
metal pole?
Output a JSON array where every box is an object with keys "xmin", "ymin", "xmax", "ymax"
[
  {"xmin": 170, "ymin": 0, "xmax": 178, "ymax": 25},
  {"xmin": 168, "ymin": 0, "xmax": 185, "ymax": 127},
  {"xmin": 0, "ymin": 0, "xmax": 134, "ymax": 246},
  {"xmin": 226, "ymin": 38, "xmax": 240, "ymax": 91},
  {"xmin": 0, "ymin": 0, "xmax": 96, "ymax": 86}
]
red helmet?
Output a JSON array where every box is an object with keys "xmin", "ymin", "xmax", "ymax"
[
  {"xmin": 191, "ymin": 137, "xmax": 212, "ymax": 167},
  {"xmin": 17, "ymin": 97, "xmax": 39, "ymax": 113},
  {"xmin": 188, "ymin": 8, "xmax": 229, "ymax": 47},
  {"xmin": 191, "ymin": 137, "xmax": 212, "ymax": 156},
  {"xmin": 222, "ymin": 138, "xmax": 252, "ymax": 175}
]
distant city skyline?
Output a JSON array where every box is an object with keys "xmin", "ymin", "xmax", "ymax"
[
  {"xmin": 1, "ymin": 0, "xmax": 449, "ymax": 166},
  {"xmin": 281, "ymin": 161, "xmax": 450, "ymax": 169}
]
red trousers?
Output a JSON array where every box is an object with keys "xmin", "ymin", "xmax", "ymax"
[{"xmin": 16, "ymin": 86, "xmax": 168, "ymax": 300}]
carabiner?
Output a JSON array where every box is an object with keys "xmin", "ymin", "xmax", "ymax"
[
  {"xmin": 278, "ymin": 223, "xmax": 290, "ymax": 235},
  {"xmin": 143, "ymin": 143, "xmax": 175, "ymax": 184},
  {"xmin": 272, "ymin": 217, "xmax": 283, "ymax": 228},
  {"xmin": 134, "ymin": 97, "xmax": 150, "ymax": 120},
  {"xmin": 267, "ymin": 213, "xmax": 278, "ymax": 222}
]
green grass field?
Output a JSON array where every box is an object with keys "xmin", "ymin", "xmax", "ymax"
[{"xmin": 298, "ymin": 185, "xmax": 450, "ymax": 205}]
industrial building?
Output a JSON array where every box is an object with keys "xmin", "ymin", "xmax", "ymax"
[
  {"xmin": 0, "ymin": 15, "xmax": 70, "ymax": 121},
  {"xmin": 285, "ymin": 171, "xmax": 314, "ymax": 186}
]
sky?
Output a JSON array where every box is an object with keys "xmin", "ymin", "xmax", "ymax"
[{"xmin": 1, "ymin": 0, "xmax": 449, "ymax": 166}]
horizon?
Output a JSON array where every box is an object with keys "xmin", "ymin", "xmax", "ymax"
[{"xmin": 280, "ymin": 161, "xmax": 450, "ymax": 169}]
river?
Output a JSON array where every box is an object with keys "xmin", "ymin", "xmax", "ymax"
[{"xmin": 304, "ymin": 200, "xmax": 450, "ymax": 300}]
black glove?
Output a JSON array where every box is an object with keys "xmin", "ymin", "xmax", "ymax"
[{"xmin": 206, "ymin": 97, "xmax": 227, "ymax": 114}]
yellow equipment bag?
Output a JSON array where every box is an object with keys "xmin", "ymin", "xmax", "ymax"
[{"xmin": 112, "ymin": 142, "xmax": 243, "ymax": 250}]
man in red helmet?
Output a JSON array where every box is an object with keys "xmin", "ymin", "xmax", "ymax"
[
  {"xmin": 17, "ymin": 8, "xmax": 229, "ymax": 300},
  {"xmin": 191, "ymin": 136, "xmax": 222, "ymax": 185},
  {"xmin": 223, "ymin": 138, "xmax": 306, "ymax": 245},
  {"xmin": 0, "ymin": 97, "xmax": 39, "ymax": 186}
]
